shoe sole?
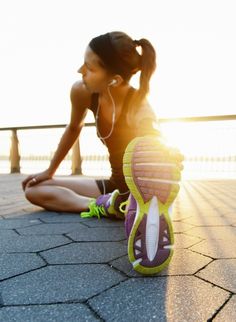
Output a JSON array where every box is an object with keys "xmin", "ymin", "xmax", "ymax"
[{"xmin": 123, "ymin": 136, "xmax": 181, "ymax": 275}]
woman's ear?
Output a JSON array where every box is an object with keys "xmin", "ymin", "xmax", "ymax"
[{"xmin": 110, "ymin": 75, "xmax": 124, "ymax": 87}]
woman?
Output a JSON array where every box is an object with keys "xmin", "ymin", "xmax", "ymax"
[{"xmin": 22, "ymin": 31, "xmax": 182, "ymax": 275}]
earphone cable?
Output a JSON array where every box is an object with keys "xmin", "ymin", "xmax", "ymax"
[
  {"xmin": 96, "ymin": 85, "xmax": 116, "ymax": 194},
  {"xmin": 96, "ymin": 86, "xmax": 129, "ymax": 196},
  {"xmin": 95, "ymin": 86, "xmax": 116, "ymax": 143}
]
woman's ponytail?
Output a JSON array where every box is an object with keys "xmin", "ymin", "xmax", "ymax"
[
  {"xmin": 102, "ymin": 31, "xmax": 157, "ymax": 124},
  {"xmin": 138, "ymin": 38, "xmax": 156, "ymax": 102},
  {"xmin": 127, "ymin": 38, "xmax": 156, "ymax": 124}
]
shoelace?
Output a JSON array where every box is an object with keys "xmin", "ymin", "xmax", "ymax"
[
  {"xmin": 119, "ymin": 200, "xmax": 130, "ymax": 214},
  {"xmin": 80, "ymin": 201, "xmax": 107, "ymax": 219},
  {"xmin": 80, "ymin": 195, "xmax": 130, "ymax": 219}
]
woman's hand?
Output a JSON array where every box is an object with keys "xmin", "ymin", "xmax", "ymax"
[{"xmin": 21, "ymin": 169, "xmax": 54, "ymax": 191}]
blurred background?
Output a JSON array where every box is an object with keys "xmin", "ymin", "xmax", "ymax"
[{"xmin": 0, "ymin": 0, "xmax": 235, "ymax": 179}]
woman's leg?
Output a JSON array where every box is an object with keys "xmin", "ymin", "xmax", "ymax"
[{"xmin": 24, "ymin": 176, "xmax": 101, "ymax": 213}]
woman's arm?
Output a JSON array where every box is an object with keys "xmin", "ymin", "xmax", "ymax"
[
  {"xmin": 47, "ymin": 81, "xmax": 90, "ymax": 175},
  {"xmin": 22, "ymin": 81, "xmax": 91, "ymax": 189}
]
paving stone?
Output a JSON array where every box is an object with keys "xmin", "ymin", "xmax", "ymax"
[
  {"xmin": 186, "ymin": 226, "xmax": 236, "ymax": 241},
  {"xmin": 172, "ymin": 221, "xmax": 193, "ymax": 233},
  {"xmin": 40, "ymin": 242, "xmax": 127, "ymax": 264},
  {"xmin": 83, "ymin": 218, "xmax": 124, "ymax": 228},
  {"xmin": 3, "ymin": 212, "xmax": 38, "ymax": 219},
  {"xmin": 0, "ymin": 203, "xmax": 30, "ymax": 211},
  {"xmin": 159, "ymin": 249, "xmax": 212, "ymax": 276},
  {"xmin": 0, "ymin": 201, "xmax": 27, "ymax": 210},
  {"xmin": 212, "ymin": 205, "xmax": 235, "ymax": 212},
  {"xmin": 0, "ymin": 208, "xmax": 30, "ymax": 217},
  {"xmin": 0, "ymin": 230, "xmax": 19, "ymax": 238},
  {"xmin": 0, "ymin": 235, "xmax": 71, "ymax": 253},
  {"xmin": 172, "ymin": 207, "xmax": 199, "ymax": 221},
  {"xmin": 0, "ymin": 218, "xmax": 41, "ymax": 229},
  {"xmin": 197, "ymin": 259, "xmax": 236, "ymax": 293},
  {"xmin": 16, "ymin": 223, "xmax": 85, "ymax": 235},
  {"xmin": 213, "ymin": 296, "xmax": 236, "ymax": 322},
  {"xmin": 110, "ymin": 249, "xmax": 212, "ymax": 277},
  {"xmin": 190, "ymin": 239, "xmax": 236, "ymax": 258},
  {"xmin": 1, "ymin": 175, "xmax": 235, "ymax": 319},
  {"xmin": 110, "ymin": 256, "xmax": 141, "ymax": 277},
  {"xmin": 3, "ymin": 210, "xmax": 59, "ymax": 220},
  {"xmin": 0, "ymin": 254, "xmax": 45, "ymax": 280},
  {"xmin": 40, "ymin": 213, "xmax": 86, "ymax": 223},
  {"xmin": 88, "ymin": 276, "xmax": 229, "ymax": 322},
  {"xmin": 67, "ymin": 226, "xmax": 126, "ymax": 242},
  {"xmin": 223, "ymin": 211, "xmax": 236, "ymax": 218},
  {"xmin": 0, "ymin": 303, "xmax": 100, "ymax": 322},
  {"xmin": 173, "ymin": 233, "xmax": 202, "ymax": 249},
  {"xmin": 176, "ymin": 208, "xmax": 219, "ymax": 217},
  {"xmin": 183, "ymin": 215, "xmax": 236, "ymax": 226},
  {"xmin": 0, "ymin": 265, "xmax": 126, "ymax": 305}
]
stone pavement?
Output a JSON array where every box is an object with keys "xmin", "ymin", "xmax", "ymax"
[{"xmin": 0, "ymin": 174, "xmax": 235, "ymax": 321}]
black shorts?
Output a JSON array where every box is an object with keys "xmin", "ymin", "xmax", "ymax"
[{"xmin": 95, "ymin": 179, "xmax": 117, "ymax": 194}]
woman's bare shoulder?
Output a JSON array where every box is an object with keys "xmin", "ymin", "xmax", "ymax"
[{"xmin": 70, "ymin": 81, "xmax": 91, "ymax": 108}]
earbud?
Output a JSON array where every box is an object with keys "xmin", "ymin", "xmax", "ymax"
[{"xmin": 108, "ymin": 79, "xmax": 117, "ymax": 86}]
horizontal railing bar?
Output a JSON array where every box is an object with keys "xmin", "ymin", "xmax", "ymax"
[
  {"xmin": 0, "ymin": 123, "xmax": 95, "ymax": 131},
  {"xmin": 1, "ymin": 115, "xmax": 236, "ymax": 131},
  {"xmin": 158, "ymin": 114, "xmax": 236, "ymax": 123}
]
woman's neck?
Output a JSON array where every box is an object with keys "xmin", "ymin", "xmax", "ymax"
[{"xmin": 99, "ymin": 84, "xmax": 132, "ymax": 106}]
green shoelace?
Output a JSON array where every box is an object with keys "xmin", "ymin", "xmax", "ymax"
[
  {"xmin": 80, "ymin": 198, "xmax": 129, "ymax": 219},
  {"xmin": 80, "ymin": 200, "xmax": 108, "ymax": 219}
]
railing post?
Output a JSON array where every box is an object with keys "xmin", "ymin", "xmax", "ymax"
[
  {"xmin": 71, "ymin": 137, "xmax": 82, "ymax": 175},
  {"xmin": 10, "ymin": 129, "xmax": 20, "ymax": 173}
]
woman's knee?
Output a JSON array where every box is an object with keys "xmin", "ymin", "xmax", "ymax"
[
  {"xmin": 24, "ymin": 186, "xmax": 35, "ymax": 203},
  {"xmin": 25, "ymin": 186, "xmax": 45, "ymax": 205}
]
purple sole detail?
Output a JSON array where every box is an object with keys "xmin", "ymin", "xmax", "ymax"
[
  {"xmin": 124, "ymin": 194, "xmax": 137, "ymax": 238},
  {"xmin": 125, "ymin": 211, "xmax": 136, "ymax": 238},
  {"xmin": 132, "ymin": 214, "xmax": 172, "ymax": 267}
]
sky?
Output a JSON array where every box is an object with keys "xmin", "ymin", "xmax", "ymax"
[{"xmin": 0, "ymin": 0, "xmax": 236, "ymax": 128}]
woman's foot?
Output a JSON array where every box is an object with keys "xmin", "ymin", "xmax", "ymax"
[
  {"xmin": 80, "ymin": 189, "xmax": 127, "ymax": 219},
  {"xmin": 123, "ymin": 136, "xmax": 183, "ymax": 275}
]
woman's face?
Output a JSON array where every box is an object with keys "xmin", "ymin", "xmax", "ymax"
[{"xmin": 78, "ymin": 46, "xmax": 111, "ymax": 93}]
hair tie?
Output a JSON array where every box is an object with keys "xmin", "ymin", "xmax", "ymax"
[{"xmin": 133, "ymin": 39, "xmax": 140, "ymax": 46}]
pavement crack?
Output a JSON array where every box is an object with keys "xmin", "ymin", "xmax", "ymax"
[
  {"xmin": 189, "ymin": 248, "xmax": 215, "ymax": 260},
  {"xmin": 207, "ymin": 293, "xmax": 233, "ymax": 321},
  {"xmin": 0, "ymin": 265, "xmax": 47, "ymax": 283},
  {"xmin": 84, "ymin": 277, "xmax": 129, "ymax": 304},
  {"xmin": 194, "ymin": 274, "xmax": 233, "ymax": 295},
  {"xmin": 0, "ymin": 293, "xmax": 4, "ymax": 307},
  {"xmin": 193, "ymin": 257, "xmax": 215, "ymax": 274},
  {"xmin": 85, "ymin": 301, "xmax": 105, "ymax": 322}
]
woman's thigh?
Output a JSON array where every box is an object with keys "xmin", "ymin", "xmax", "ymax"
[{"xmin": 36, "ymin": 176, "xmax": 102, "ymax": 198}]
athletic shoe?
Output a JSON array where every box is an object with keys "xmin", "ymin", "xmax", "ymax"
[
  {"xmin": 124, "ymin": 194, "xmax": 137, "ymax": 238},
  {"xmin": 80, "ymin": 189, "xmax": 126, "ymax": 219},
  {"xmin": 123, "ymin": 135, "xmax": 183, "ymax": 275}
]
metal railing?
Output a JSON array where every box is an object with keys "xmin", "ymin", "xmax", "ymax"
[
  {"xmin": 0, "ymin": 122, "xmax": 94, "ymax": 174},
  {"xmin": 0, "ymin": 114, "xmax": 236, "ymax": 177}
]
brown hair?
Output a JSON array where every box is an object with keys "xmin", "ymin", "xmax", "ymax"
[{"xmin": 109, "ymin": 31, "xmax": 156, "ymax": 121}]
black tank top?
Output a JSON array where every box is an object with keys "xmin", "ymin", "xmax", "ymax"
[{"xmin": 89, "ymin": 88, "xmax": 158, "ymax": 193}]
